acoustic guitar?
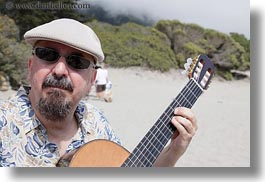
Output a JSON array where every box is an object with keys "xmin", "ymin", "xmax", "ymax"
[{"xmin": 69, "ymin": 54, "xmax": 215, "ymax": 167}]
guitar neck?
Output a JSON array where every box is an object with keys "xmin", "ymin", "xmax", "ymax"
[{"xmin": 121, "ymin": 78, "xmax": 203, "ymax": 167}]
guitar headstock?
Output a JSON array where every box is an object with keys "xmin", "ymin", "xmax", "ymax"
[{"xmin": 182, "ymin": 54, "xmax": 215, "ymax": 90}]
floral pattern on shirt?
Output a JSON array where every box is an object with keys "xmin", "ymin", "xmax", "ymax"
[{"xmin": 0, "ymin": 86, "xmax": 121, "ymax": 167}]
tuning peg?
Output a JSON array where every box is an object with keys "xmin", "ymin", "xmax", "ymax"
[
  {"xmin": 182, "ymin": 58, "xmax": 193, "ymax": 75},
  {"xmin": 187, "ymin": 57, "xmax": 193, "ymax": 64}
]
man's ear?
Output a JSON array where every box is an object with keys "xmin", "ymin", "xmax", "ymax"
[
  {"xmin": 87, "ymin": 69, "xmax": 97, "ymax": 86},
  {"xmin": 86, "ymin": 70, "xmax": 97, "ymax": 93},
  {"xmin": 93, "ymin": 70, "xmax": 97, "ymax": 82},
  {"xmin": 27, "ymin": 57, "xmax": 33, "ymax": 81}
]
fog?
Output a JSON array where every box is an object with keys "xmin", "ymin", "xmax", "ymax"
[{"xmin": 87, "ymin": 0, "xmax": 249, "ymax": 38}]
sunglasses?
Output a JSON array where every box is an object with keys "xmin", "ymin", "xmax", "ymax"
[{"xmin": 32, "ymin": 47, "xmax": 98, "ymax": 70}]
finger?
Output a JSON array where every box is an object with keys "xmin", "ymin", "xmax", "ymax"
[
  {"xmin": 173, "ymin": 116, "xmax": 195, "ymax": 136},
  {"xmin": 174, "ymin": 107, "xmax": 194, "ymax": 119},
  {"xmin": 174, "ymin": 107, "xmax": 198, "ymax": 131},
  {"xmin": 171, "ymin": 116, "xmax": 190, "ymax": 137}
]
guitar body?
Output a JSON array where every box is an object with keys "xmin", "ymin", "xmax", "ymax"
[{"xmin": 69, "ymin": 139, "xmax": 130, "ymax": 167}]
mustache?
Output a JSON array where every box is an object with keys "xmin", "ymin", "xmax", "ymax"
[{"xmin": 42, "ymin": 75, "xmax": 73, "ymax": 92}]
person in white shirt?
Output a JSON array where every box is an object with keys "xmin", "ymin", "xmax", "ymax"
[{"xmin": 95, "ymin": 64, "xmax": 109, "ymax": 100}]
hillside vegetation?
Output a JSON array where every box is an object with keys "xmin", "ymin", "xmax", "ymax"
[{"xmin": 88, "ymin": 21, "xmax": 177, "ymax": 72}]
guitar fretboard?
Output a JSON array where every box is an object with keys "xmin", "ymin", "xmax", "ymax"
[{"xmin": 121, "ymin": 78, "xmax": 203, "ymax": 167}]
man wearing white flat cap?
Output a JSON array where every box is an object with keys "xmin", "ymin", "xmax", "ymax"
[{"xmin": 0, "ymin": 18, "xmax": 198, "ymax": 167}]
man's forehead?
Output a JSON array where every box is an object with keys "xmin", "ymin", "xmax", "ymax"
[{"xmin": 36, "ymin": 40, "xmax": 76, "ymax": 50}]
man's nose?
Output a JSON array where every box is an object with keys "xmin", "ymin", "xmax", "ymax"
[{"xmin": 51, "ymin": 56, "xmax": 69, "ymax": 78}]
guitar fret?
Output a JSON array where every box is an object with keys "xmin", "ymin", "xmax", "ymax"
[
  {"xmin": 147, "ymin": 129, "xmax": 167, "ymax": 150},
  {"xmin": 136, "ymin": 142, "xmax": 157, "ymax": 165},
  {"xmin": 127, "ymin": 140, "xmax": 158, "ymax": 167},
  {"xmin": 123, "ymin": 151, "xmax": 145, "ymax": 167},
  {"xmin": 158, "ymin": 112, "xmax": 172, "ymax": 123},
  {"xmin": 131, "ymin": 147, "xmax": 154, "ymax": 167},
  {"xmin": 137, "ymin": 139, "xmax": 160, "ymax": 160},
  {"xmin": 185, "ymin": 84, "xmax": 199, "ymax": 99},
  {"xmin": 179, "ymin": 92, "xmax": 193, "ymax": 108},
  {"xmin": 149, "ymin": 120, "xmax": 173, "ymax": 146},
  {"xmin": 126, "ymin": 141, "xmax": 156, "ymax": 167},
  {"xmin": 154, "ymin": 122, "xmax": 173, "ymax": 138},
  {"xmin": 129, "ymin": 131, "xmax": 166, "ymax": 167},
  {"xmin": 140, "ymin": 137, "xmax": 161, "ymax": 155},
  {"xmin": 146, "ymin": 129, "xmax": 166, "ymax": 149},
  {"xmin": 124, "ymin": 157, "xmax": 145, "ymax": 167}
]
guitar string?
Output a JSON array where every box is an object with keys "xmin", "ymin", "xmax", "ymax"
[
  {"xmin": 122, "ymin": 79, "xmax": 203, "ymax": 167},
  {"xmin": 122, "ymin": 79, "xmax": 202, "ymax": 167}
]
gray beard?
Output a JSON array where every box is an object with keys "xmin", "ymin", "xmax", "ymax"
[{"xmin": 37, "ymin": 89, "xmax": 72, "ymax": 122}]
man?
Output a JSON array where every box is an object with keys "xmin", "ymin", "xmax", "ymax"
[{"xmin": 0, "ymin": 18, "xmax": 197, "ymax": 167}]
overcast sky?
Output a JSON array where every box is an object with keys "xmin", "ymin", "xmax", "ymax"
[{"xmin": 90, "ymin": 0, "xmax": 250, "ymax": 38}]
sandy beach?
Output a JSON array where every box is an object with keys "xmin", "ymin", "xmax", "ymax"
[{"xmin": 0, "ymin": 67, "xmax": 250, "ymax": 167}]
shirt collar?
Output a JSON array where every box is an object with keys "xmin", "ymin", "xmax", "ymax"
[
  {"xmin": 16, "ymin": 86, "xmax": 42, "ymax": 134},
  {"xmin": 74, "ymin": 100, "xmax": 92, "ymax": 135}
]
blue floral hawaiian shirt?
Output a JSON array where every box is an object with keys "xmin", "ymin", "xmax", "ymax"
[{"xmin": 0, "ymin": 86, "xmax": 121, "ymax": 167}]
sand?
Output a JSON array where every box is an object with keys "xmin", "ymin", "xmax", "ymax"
[{"xmin": 0, "ymin": 67, "xmax": 250, "ymax": 167}]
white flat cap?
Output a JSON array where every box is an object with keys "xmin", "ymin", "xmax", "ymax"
[{"xmin": 24, "ymin": 18, "xmax": 104, "ymax": 62}]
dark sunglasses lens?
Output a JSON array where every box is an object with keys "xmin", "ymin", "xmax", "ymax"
[
  {"xmin": 67, "ymin": 55, "xmax": 91, "ymax": 69},
  {"xmin": 35, "ymin": 48, "xmax": 59, "ymax": 62}
]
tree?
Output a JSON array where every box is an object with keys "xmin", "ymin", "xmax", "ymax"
[{"xmin": 0, "ymin": 15, "xmax": 30, "ymax": 89}]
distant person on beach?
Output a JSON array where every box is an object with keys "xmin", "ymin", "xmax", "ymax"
[
  {"xmin": 95, "ymin": 63, "xmax": 112, "ymax": 102},
  {"xmin": 0, "ymin": 18, "xmax": 198, "ymax": 167}
]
